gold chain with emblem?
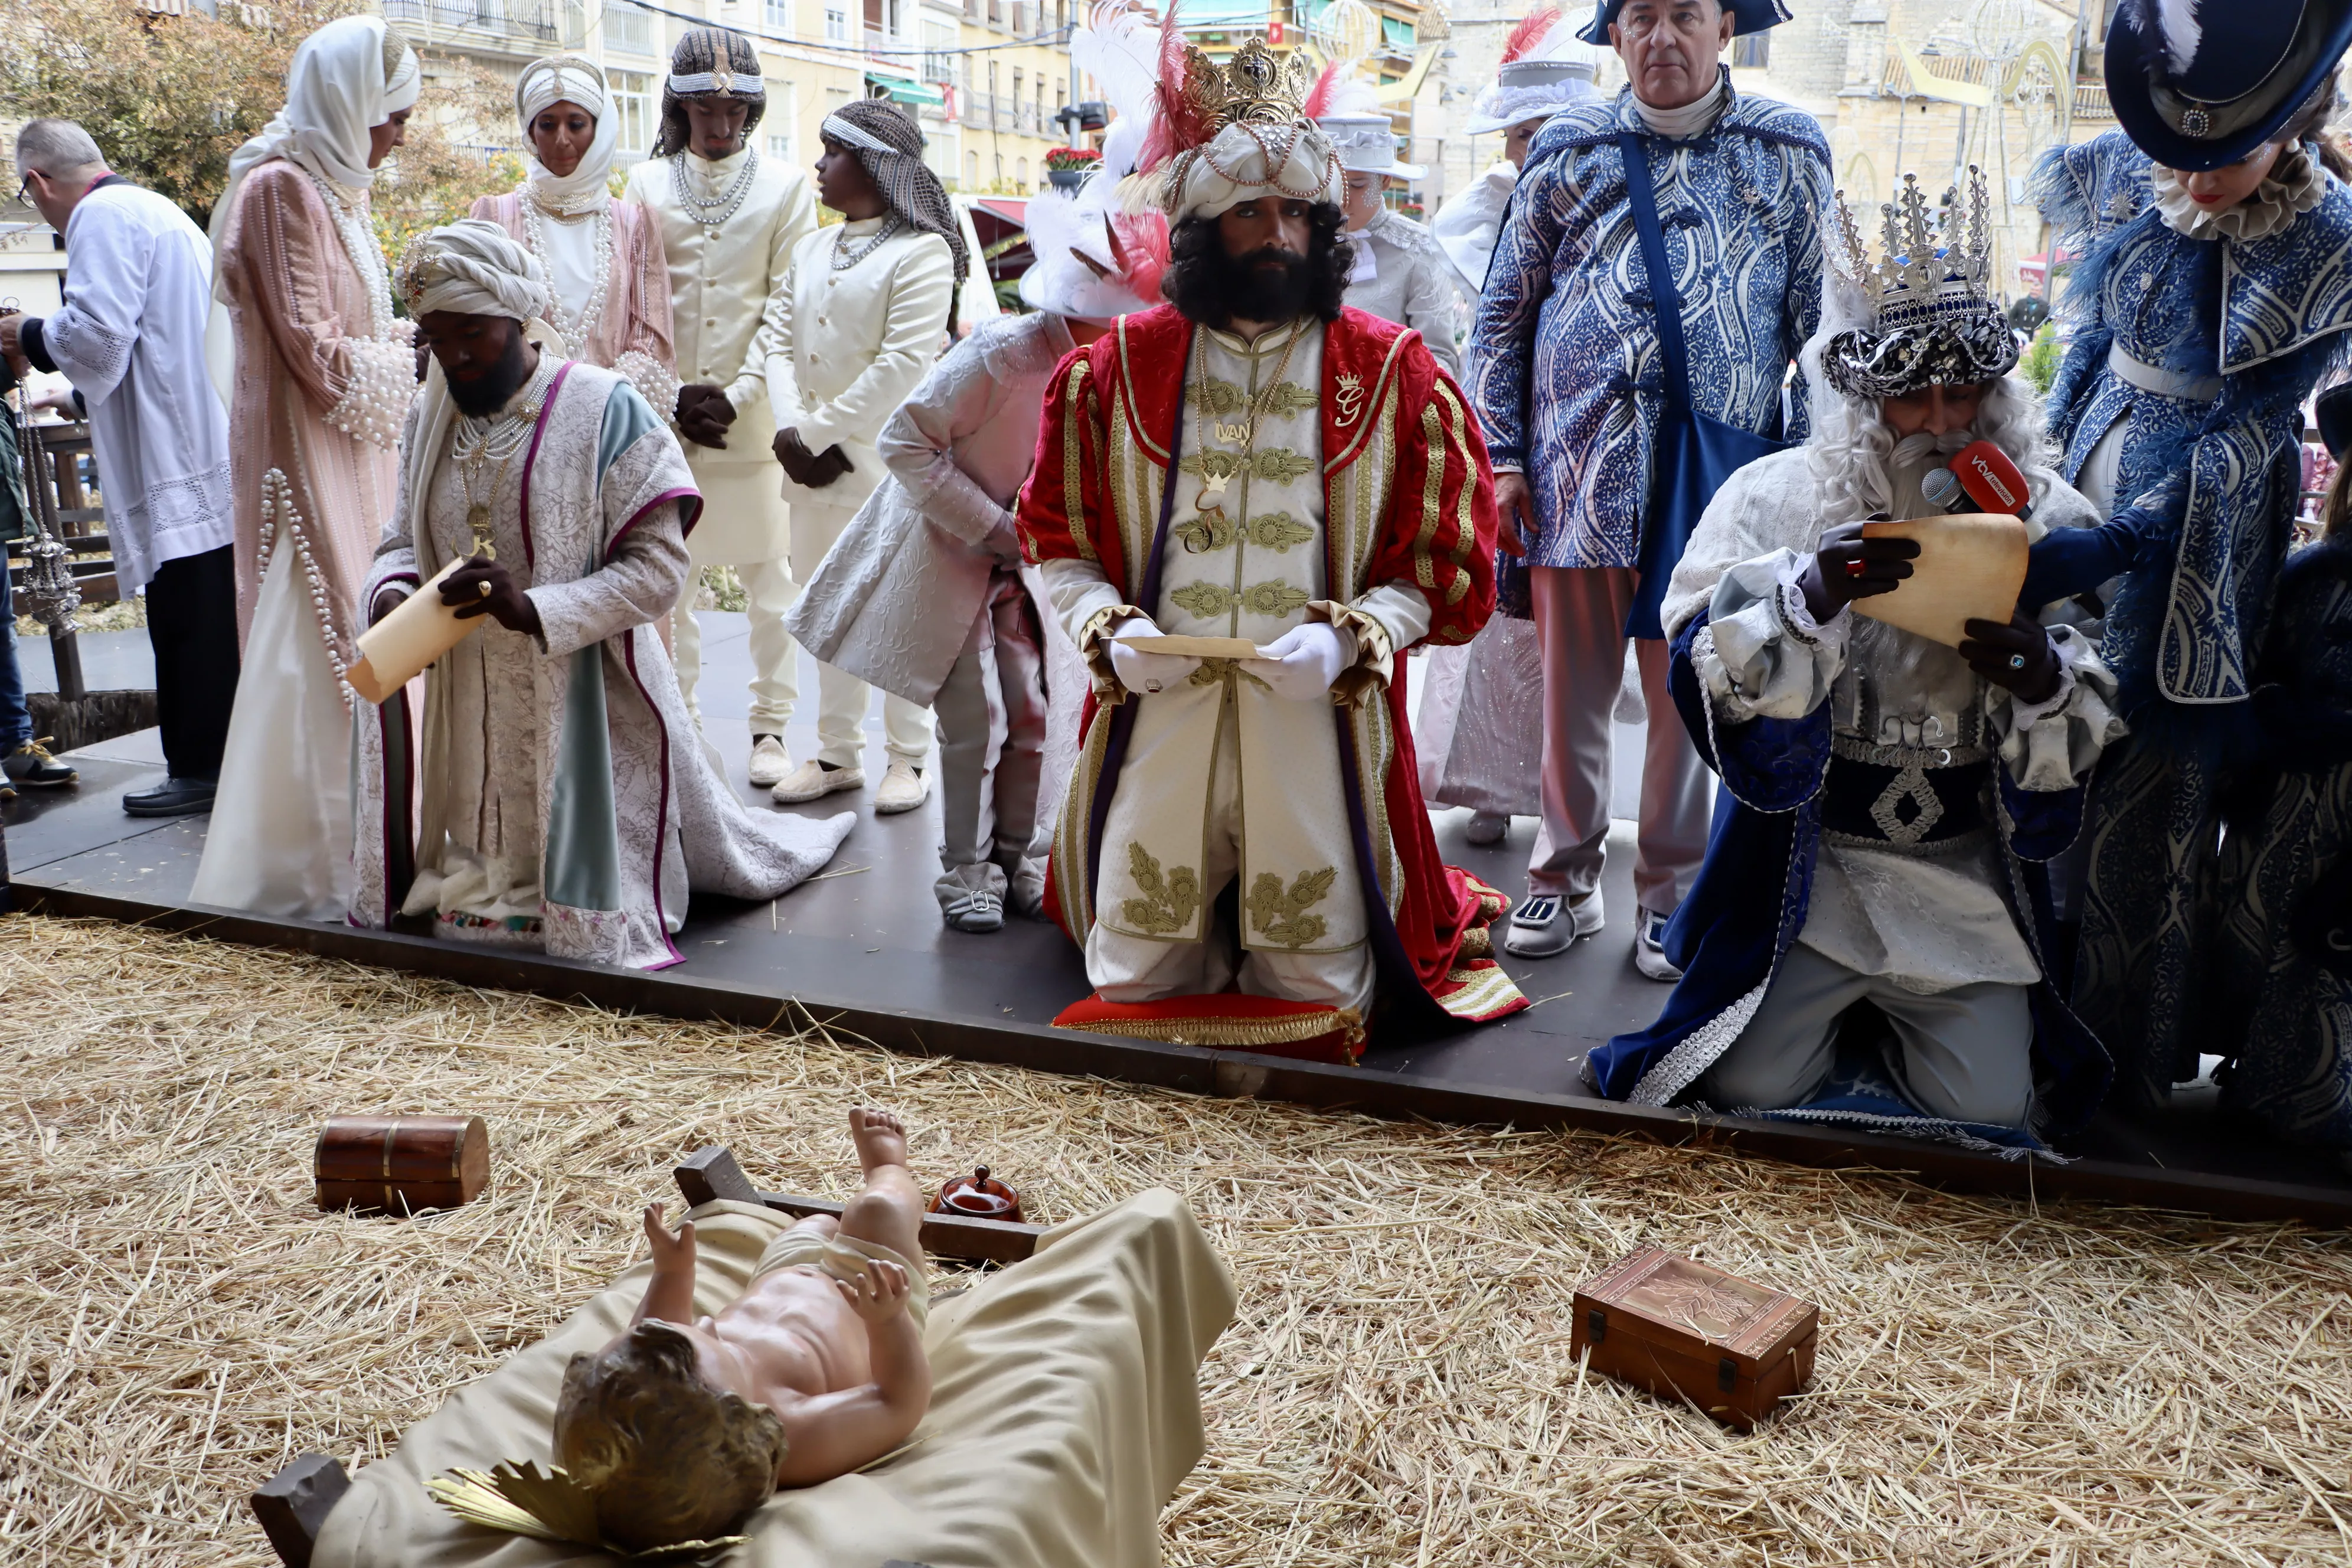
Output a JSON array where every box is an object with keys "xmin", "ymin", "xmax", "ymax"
[
  {"xmin": 1189, "ymin": 319, "xmax": 1306, "ymax": 535},
  {"xmin": 451, "ymin": 357, "xmax": 556, "ymax": 560}
]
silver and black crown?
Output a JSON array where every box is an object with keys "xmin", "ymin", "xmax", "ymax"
[{"xmin": 1820, "ymin": 166, "xmax": 2017, "ymax": 401}]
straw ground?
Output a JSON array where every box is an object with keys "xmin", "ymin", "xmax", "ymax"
[{"xmin": 4, "ymin": 913, "xmax": 2350, "ymax": 1566}]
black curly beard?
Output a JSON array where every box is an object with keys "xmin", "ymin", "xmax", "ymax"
[{"xmin": 1162, "ymin": 205, "xmax": 1353, "ymax": 329}]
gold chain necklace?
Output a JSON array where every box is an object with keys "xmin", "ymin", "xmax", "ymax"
[
  {"xmin": 452, "ymin": 359, "xmax": 554, "ymax": 560},
  {"xmin": 1190, "ymin": 319, "xmax": 1307, "ymax": 533}
]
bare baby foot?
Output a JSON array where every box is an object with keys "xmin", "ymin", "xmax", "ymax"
[{"xmin": 848, "ymin": 1106, "xmax": 910, "ymax": 1174}]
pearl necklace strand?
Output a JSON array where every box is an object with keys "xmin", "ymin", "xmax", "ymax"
[
  {"xmin": 670, "ymin": 148, "xmax": 761, "ymax": 232},
  {"xmin": 305, "ymin": 170, "xmax": 396, "ymax": 339},
  {"xmin": 520, "ymin": 190, "xmax": 613, "ymax": 356},
  {"xmin": 831, "ymin": 214, "xmax": 905, "ymax": 270}
]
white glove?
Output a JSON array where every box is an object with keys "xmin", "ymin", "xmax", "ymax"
[
  {"xmin": 1105, "ymin": 616, "xmax": 1200, "ymax": 696},
  {"xmin": 1249, "ymin": 621, "xmax": 1358, "ymax": 702}
]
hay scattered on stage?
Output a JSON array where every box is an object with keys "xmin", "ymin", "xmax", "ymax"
[{"xmin": 5, "ymin": 915, "xmax": 2350, "ymax": 1567}]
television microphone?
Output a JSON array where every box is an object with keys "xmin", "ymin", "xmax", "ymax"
[
  {"xmin": 1920, "ymin": 466, "xmax": 1969, "ymax": 514},
  {"xmin": 1947, "ymin": 439, "xmax": 2033, "ymax": 519}
]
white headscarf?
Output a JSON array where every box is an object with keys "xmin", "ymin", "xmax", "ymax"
[
  {"xmin": 204, "ymin": 15, "xmax": 419, "ymax": 394},
  {"xmin": 515, "ymin": 55, "xmax": 616, "ymax": 213},
  {"xmin": 399, "ymin": 218, "xmax": 554, "ymax": 324},
  {"xmin": 213, "ymin": 16, "xmax": 419, "ymax": 236}
]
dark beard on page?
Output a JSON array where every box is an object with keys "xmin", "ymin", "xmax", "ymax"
[
  {"xmin": 446, "ymin": 325, "xmax": 535, "ymax": 418},
  {"xmin": 1208, "ymin": 245, "xmax": 1313, "ymax": 326}
]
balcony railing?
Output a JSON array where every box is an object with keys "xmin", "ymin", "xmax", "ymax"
[
  {"xmin": 603, "ymin": 0, "xmax": 654, "ymax": 54},
  {"xmin": 383, "ymin": 0, "xmax": 563, "ymax": 45}
]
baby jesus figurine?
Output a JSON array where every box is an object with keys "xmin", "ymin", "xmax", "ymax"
[{"xmin": 551, "ymin": 1108, "xmax": 932, "ymax": 1552}]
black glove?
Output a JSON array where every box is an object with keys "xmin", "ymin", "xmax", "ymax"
[
  {"xmin": 675, "ymin": 383, "xmax": 737, "ymax": 449},
  {"xmin": 1798, "ymin": 520, "xmax": 1919, "ymax": 622},
  {"xmin": 1958, "ymin": 612, "xmax": 2063, "ymax": 704}
]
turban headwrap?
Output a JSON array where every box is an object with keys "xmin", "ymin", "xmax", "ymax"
[
  {"xmin": 820, "ymin": 98, "xmax": 971, "ymax": 333},
  {"xmin": 654, "ymin": 28, "xmax": 766, "ymax": 158},
  {"xmin": 515, "ymin": 56, "xmax": 618, "ymax": 212},
  {"xmin": 1164, "ymin": 119, "xmax": 1344, "ymax": 226},
  {"xmin": 400, "ymin": 218, "xmax": 554, "ymax": 324}
]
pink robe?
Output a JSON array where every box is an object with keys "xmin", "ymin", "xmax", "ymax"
[
  {"xmin": 214, "ymin": 157, "xmax": 411, "ymax": 668},
  {"xmin": 468, "ymin": 190, "xmax": 678, "ymax": 420}
]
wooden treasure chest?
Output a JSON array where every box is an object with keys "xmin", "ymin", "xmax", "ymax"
[
  {"xmin": 1570, "ymin": 1248, "xmax": 1818, "ymax": 1429},
  {"xmin": 315, "ymin": 1115, "xmax": 490, "ymax": 1215}
]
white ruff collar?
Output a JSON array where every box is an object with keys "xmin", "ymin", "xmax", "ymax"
[{"xmin": 2151, "ymin": 145, "xmax": 2327, "ymax": 242}]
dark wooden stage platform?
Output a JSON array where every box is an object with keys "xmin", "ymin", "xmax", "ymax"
[{"xmin": 8, "ymin": 617, "xmax": 2348, "ymax": 1224}]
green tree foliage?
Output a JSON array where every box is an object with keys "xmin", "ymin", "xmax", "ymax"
[
  {"xmin": 2017, "ymin": 320, "xmax": 2062, "ymax": 397},
  {"xmin": 0, "ymin": 0, "xmax": 518, "ymax": 253}
]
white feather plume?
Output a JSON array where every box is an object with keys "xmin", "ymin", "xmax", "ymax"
[
  {"xmin": 1069, "ymin": 0, "xmax": 1161, "ymax": 177},
  {"xmin": 2151, "ymin": 0, "xmax": 2203, "ymax": 76}
]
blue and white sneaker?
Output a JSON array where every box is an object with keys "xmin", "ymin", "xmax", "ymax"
[
  {"xmin": 1504, "ymin": 888, "xmax": 1603, "ymax": 958},
  {"xmin": 1634, "ymin": 906, "xmax": 1683, "ymax": 982}
]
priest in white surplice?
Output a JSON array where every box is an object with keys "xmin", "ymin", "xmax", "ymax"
[
  {"xmin": 3, "ymin": 119, "xmax": 238, "ymax": 813},
  {"xmin": 348, "ymin": 223, "xmax": 850, "ymax": 970}
]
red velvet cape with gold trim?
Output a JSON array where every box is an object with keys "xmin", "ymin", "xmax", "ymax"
[{"xmin": 1016, "ymin": 303, "xmax": 1528, "ymax": 1037}]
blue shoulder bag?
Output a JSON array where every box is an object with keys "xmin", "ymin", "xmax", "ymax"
[{"xmin": 1617, "ymin": 131, "xmax": 1786, "ymax": 639}]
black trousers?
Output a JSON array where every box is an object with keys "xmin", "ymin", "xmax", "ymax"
[{"xmin": 144, "ymin": 544, "xmax": 239, "ymax": 781}]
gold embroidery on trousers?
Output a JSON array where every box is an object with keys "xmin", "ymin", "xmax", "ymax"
[
  {"xmin": 1247, "ymin": 866, "xmax": 1338, "ymax": 949},
  {"xmin": 1120, "ymin": 843, "xmax": 1201, "ymax": 935}
]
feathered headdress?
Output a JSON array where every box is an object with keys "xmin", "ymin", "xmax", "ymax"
[
  {"xmin": 1817, "ymin": 167, "xmax": 2017, "ymax": 401},
  {"xmin": 1018, "ymin": 174, "xmax": 1169, "ymax": 319},
  {"xmin": 1069, "ymin": 0, "xmax": 1164, "ymax": 182},
  {"xmin": 1131, "ymin": 8, "xmax": 1342, "ymax": 224},
  {"xmin": 1466, "ymin": 4, "xmax": 1600, "ymax": 135}
]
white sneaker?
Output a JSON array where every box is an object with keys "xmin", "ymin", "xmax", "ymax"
[
  {"xmin": 873, "ymin": 758, "xmax": 930, "ymax": 815},
  {"xmin": 1634, "ymin": 906, "xmax": 1684, "ymax": 982},
  {"xmin": 1503, "ymin": 888, "xmax": 1604, "ymax": 958},
  {"xmin": 747, "ymin": 734, "xmax": 790, "ymax": 788},
  {"xmin": 772, "ymin": 759, "xmax": 864, "ymax": 804},
  {"xmin": 1465, "ymin": 812, "xmax": 1509, "ymax": 845}
]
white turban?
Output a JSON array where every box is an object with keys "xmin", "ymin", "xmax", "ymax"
[
  {"xmin": 400, "ymin": 218, "xmax": 554, "ymax": 323},
  {"xmin": 515, "ymin": 55, "xmax": 617, "ymax": 211},
  {"xmin": 1164, "ymin": 120, "xmax": 1344, "ymax": 226}
]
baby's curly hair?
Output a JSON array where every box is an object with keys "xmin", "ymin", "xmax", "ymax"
[{"xmin": 553, "ymin": 1319, "xmax": 787, "ymax": 1551}]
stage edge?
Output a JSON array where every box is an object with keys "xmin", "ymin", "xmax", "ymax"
[{"xmin": 11, "ymin": 881, "xmax": 2348, "ymax": 1227}]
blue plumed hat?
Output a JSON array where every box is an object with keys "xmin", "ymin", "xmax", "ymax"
[
  {"xmin": 1576, "ymin": 0, "xmax": 1791, "ymax": 45},
  {"xmin": 2106, "ymin": 0, "xmax": 2352, "ymax": 172}
]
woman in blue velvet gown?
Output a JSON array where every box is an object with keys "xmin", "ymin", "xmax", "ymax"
[{"xmin": 2026, "ymin": 0, "xmax": 2352, "ymax": 1111}]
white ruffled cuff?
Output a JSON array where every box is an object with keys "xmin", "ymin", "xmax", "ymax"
[
  {"xmin": 1696, "ymin": 549, "xmax": 1848, "ymax": 726},
  {"xmin": 328, "ymin": 335, "xmax": 419, "ymax": 450},
  {"xmin": 1992, "ymin": 625, "xmax": 2128, "ymax": 792}
]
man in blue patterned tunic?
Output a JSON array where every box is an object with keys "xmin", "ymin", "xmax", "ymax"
[{"xmin": 1466, "ymin": 0, "xmax": 1828, "ymax": 979}]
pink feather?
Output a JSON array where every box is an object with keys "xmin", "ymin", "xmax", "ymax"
[
  {"xmin": 1109, "ymin": 211, "xmax": 1170, "ymax": 302},
  {"xmin": 1137, "ymin": 1, "xmax": 1205, "ymax": 173},
  {"xmin": 1302, "ymin": 60, "xmax": 1341, "ymax": 121},
  {"xmin": 1500, "ymin": 3, "xmax": 1561, "ymax": 64}
]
